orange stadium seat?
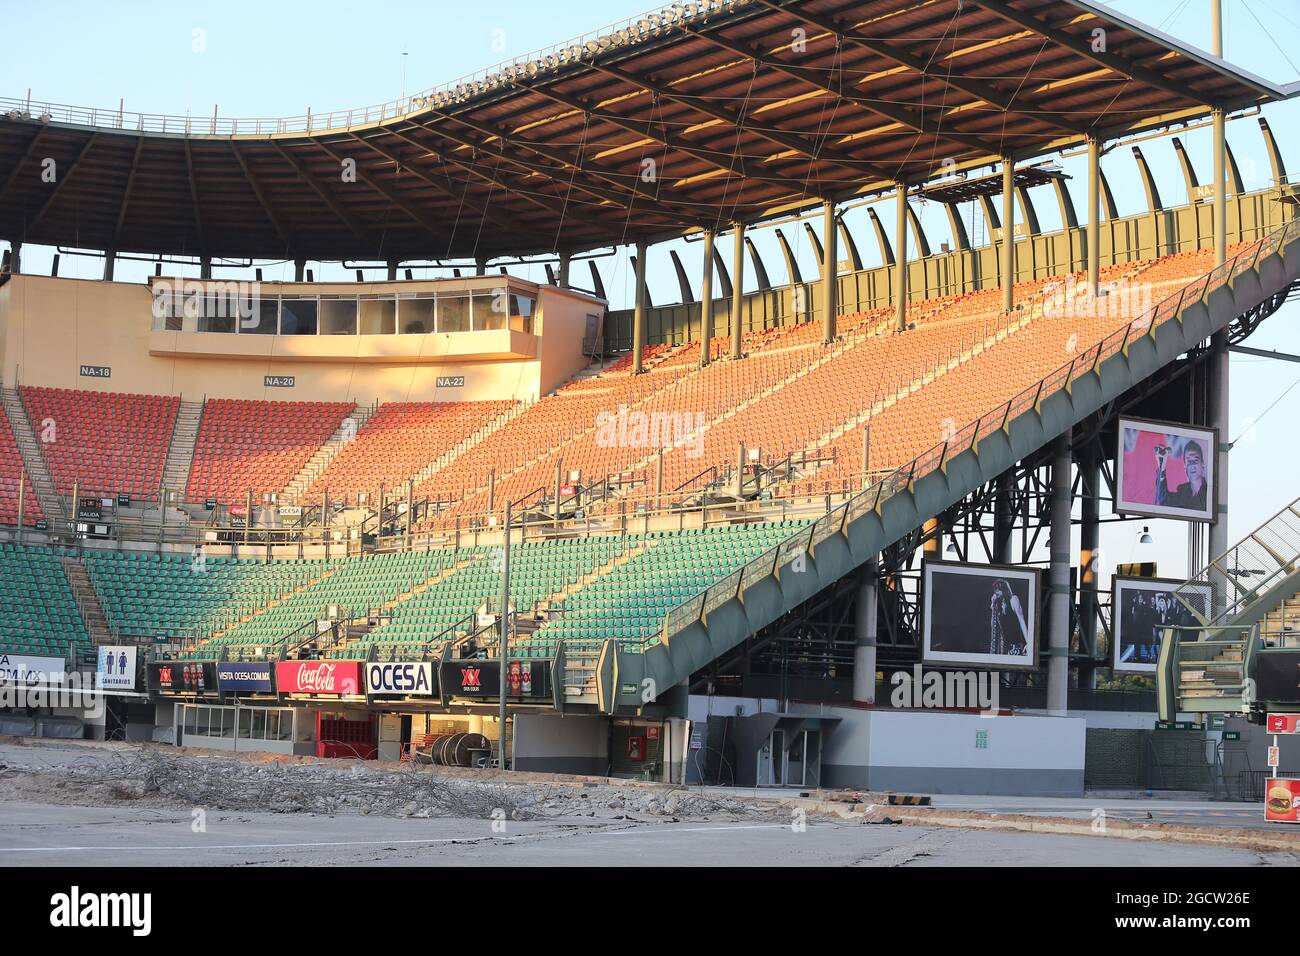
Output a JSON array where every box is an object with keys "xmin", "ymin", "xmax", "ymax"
[
  {"xmin": 186, "ymin": 398, "xmax": 354, "ymax": 503},
  {"xmin": 20, "ymin": 386, "xmax": 179, "ymax": 500}
]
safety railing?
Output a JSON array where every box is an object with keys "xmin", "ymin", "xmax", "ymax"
[
  {"xmin": 0, "ymin": 1, "xmax": 748, "ymax": 137},
  {"xmin": 656, "ymin": 217, "xmax": 1298, "ymax": 650},
  {"xmin": 1175, "ymin": 493, "xmax": 1300, "ymax": 628}
]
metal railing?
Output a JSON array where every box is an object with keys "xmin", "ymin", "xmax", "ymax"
[
  {"xmin": 1175, "ymin": 493, "xmax": 1300, "ymax": 628},
  {"xmin": 656, "ymin": 217, "xmax": 1298, "ymax": 651},
  {"xmin": 0, "ymin": 1, "xmax": 745, "ymax": 137}
]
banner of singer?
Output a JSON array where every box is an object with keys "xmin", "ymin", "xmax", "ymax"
[
  {"xmin": 1116, "ymin": 416, "xmax": 1217, "ymax": 523},
  {"xmin": 1111, "ymin": 576, "xmax": 1212, "ymax": 673},
  {"xmin": 921, "ymin": 560, "xmax": 1041, "ymax": 671}
]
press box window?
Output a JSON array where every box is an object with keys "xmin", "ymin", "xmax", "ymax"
[
  {"xmin": 197, "ymin": 297, "xmax": 236, "ymax": 334},
  {"xmin": 320, "ymin": 299, "xmax": 358, "ymax": 335},
  {"xmin": 400, "ymin": 297, "xmax": 434, "ymax": 334},
  {"xmin": 359, "ymin": 298, "xmax": 396, "ymax": 335},
  {"xmin": 280, "ymin": 299, "xmax": 319, "ymax": 335},
  {"xmin": 472, "ymin": 290, "xmax": 507, "ymax": 331},
  {"xmin": 439, "ymin": 295, "xmax": 470, "ymax": 333},
  {"xmin": 243, "ymin": 298, "xmax": 279, "ymax": 334}
]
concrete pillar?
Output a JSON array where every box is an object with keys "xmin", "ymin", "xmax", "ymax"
[
  {"xmin": 386, "ymin": 259, "xmax": 398, "ymax": 281},
  {"xmin": 922, "ymin": 516, "xmax": 940, "ymax": 556},
  {"xmin": 1078, "ymin": 450, "xmax": 1100, "ymax": 689},
  {"xmin": 632, "ymin": 241, "xmax": 648, "ymax": 374},
  {"xmin": 103, "ymin": 249, "xmax": 116, "ymax": 281},
  {"xmin": 200, "ymin": 256, "xmax": 213, "ymax": 279},
  {"xmin": 822, "ymin": 201, "xmax": 838, "ymax": 342},
  {"xmin": 853, "ymin": 557, "xmax": 879, "ymax": 704},
  {"xmin": 1047, "ymin": 434, "xmax": 1071, "ymax": 715},
  {"xmin": 1002, "ymin": 156, "xmax": 1015, "ymax": 313},
  {"xmin": 466, "ymin": 715, "xmax": 484, "ymax": 733},
  {"xmin": 699, "ymin": 229, "xmax": 715, "ymax": 368},
  {"xmin": 475, "ymin": 257, "xmax": 487, "ymax": 276},
  {"xmin": 730, "ymin": 222, "xmax": 744, "ymax": 360},
  {"xmin": 557, "ymin": 251, "xmax": 571, "ymax": 290},
  {"xmin": 1087, "ymin": 136, "xmax": 1101, "ymax": 297},
  {"xmin": 294, "ymin": 258, "xmax": 305, "ymax": 282}
]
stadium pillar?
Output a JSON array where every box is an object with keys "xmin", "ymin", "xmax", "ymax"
[
  {"xmin": 1001, "ymin": 156, "xmax": 1015, "ymax": 314},
  {"xmin": 1208, "ymin": 2, "xmax": 1230, "ymax": 563},
  {"xmin": 731, "ymin": 222, "xmax": 744, "ymax": 360},
  {"xmin": 386, "ymin": 259, "xmax": 398, "ymax": 281},
  {"xmin": 5, "ymin": 241, "xmax": 18, "ymax": 274},
  {"xmin": 1079, "ymin": 450, "xmax": 1100, "ymax": 689},
  {"xmin": 699, "ymin": 229, "xmax": 715, "ymax": 367},
  {"xmin": 1047, "ymin": 434, "xmax": 1071, "ymax": 715},
  {"xmin": 1086, "ymin": 136, "xmax": 1101, "ymax": 298},
  {"xmin": 200, "ymin": 256, "xmax": 212, "ymax": 280},
  {"xmin": 475, "ymin": 257, "xmax": 486, "ymax": 276},
  {"xmin": 294, "ymin": 259, "xmax": 305, "ymax": 282},
  {"xmin": 853, "ymin": 557, "xmax": 878, "ymax": 704},
  {"xmin": 923, "ymin": 517, "xmax": 940, "ymax": 556},
  {"xmin": 632, "ymin": 241, "xmax": 648, "ymax": 374},
  {"xmin": 557, "ymin": 251, "xmax": 571, "ymax": 290},
  {"xmin": 894, "ymin": 183, "xmax": 908, "ymax": 331},
  {"xmin": 103, "ymin": 250, "xmax": 115, "ymax": 281},
  {"xmin": 823, "ymin": 201, "xmax": 838, "ymax": 343}
]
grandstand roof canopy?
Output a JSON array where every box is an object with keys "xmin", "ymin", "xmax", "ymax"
[{"xmin": 0, "ymin": 0, "xmax": 1293, "ymax": 265}]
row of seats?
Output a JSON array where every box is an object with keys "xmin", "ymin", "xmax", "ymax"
[
  {"xmin": 187, "ymin": 399, "xmax": 353, "ymax": 503},
  {"xmin": 0, "ymin": 544, "xmax": 88, "ymax": 657}
]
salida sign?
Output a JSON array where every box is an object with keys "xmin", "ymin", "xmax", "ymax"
[{"xmin": 275, "ymin": 661, "xmax": 361, "ymax": 696}]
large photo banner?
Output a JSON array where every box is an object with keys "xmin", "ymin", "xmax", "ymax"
[
  {"xmin": 1111, "ymin": 576, "xmax": 1211, "ymax": 673},
  {"xmin": 922, "ymin": 560, "xmax": 1041, "ymax": 671},
  {"xmin": 1116, "ymin": 416, "xmax": 1217, "ymax": 523}
]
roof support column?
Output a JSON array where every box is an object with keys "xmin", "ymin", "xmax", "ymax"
[
  {"xmin": 557, "ymin": 251, "xmax": 571, "ymax": 290},
  {"xmin": 5, "ymin": 241, "xmax": 18, "ymax": 275},
  {"xmin": 200, "ymin": 256, "xmax": 212, "ymax": 280},
  {"xmin": 103, "ymin": 249, "xmax": 116, "ymax": 282},
  {"xmin": 1209, "ymin": 0, "xmax": 1230, "ymax": 564},
  {"xmin": 632, "ymin": 240, "xmax": 648, "ymax": 375},
  {"xmin": 1002, "ymin": 156, "xmax": 1015, "ymax": 313},
  {"xmin": 822, "ymin": 200, "xmax": 837, "ymax": 343},
  {"xmin": 894, "ymin": 183, "xmax": 909, "ymax": 331},
  {"xmin": 699, "ymin": 229, "xmax": 715, "ymax": 367},
  {"xmin": 1087, "ymin": 136, "xmax": 1101, "ymax": 298},
  {"xmin": 730, "ymin": 222, "xmax": 744, "ymax": 360},
  {"xmin": 294, "ymin": 258, "xmax": 305, "ymax": 282},
  {"xmin": 386, "ymin": 259, "xmax": 398, "ymax": 281}
]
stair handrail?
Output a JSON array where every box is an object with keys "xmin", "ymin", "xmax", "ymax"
[{"xmin": 651, "ymin": 220, "xmax": 1296, "ymax": 651}]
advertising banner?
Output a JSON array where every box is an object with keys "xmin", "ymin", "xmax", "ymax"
[
  {"xmin": 275, "ymin": 660, "xmax": 362, "ymax": 696},
  {"xmin": 921, "ymin": 560, "xmax": 1041, "ymax": 671},
  {"xmin": 1266, "ymin": 713, "xmax": 1300, "ymax": 735},
  {"xmin": 439, "ymin": 659, "xmax": 552, "ymax": 700},
  {"xmin": 1257, "ymin": 652, "xmax": 1300, "ymax": 703},
  {"xmin": 0, "ymin": 654, "xmax": 67, "ymax": 685},
  {"xmin": 216, "ymin": 661, "xmax": 274, "ymax": 693},
  {"xmin": 148, "ymin": 661, "xmax": 217, "ymax": 694},
  {"xmin": 364, "ymin": 661, "xmax": 436, "ymax": 696},
  {"xmin": 1265, "ymin": 778, "xmax": 1300, "ymax": 823}
]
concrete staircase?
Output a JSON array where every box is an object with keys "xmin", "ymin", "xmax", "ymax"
[
  {"xmin": 59, "ymin": 552, "xmax": 112, "ymax": 643},
  {"xmin": 1, "ymin": 386, "xmax": 63, "ymax": 529},
  {"xmin": 281, "ymin": 401, "xmax": 379, "ymax": 504},
  {"xmin": 161, "ymin": 399, "xmax": 203, "ymax": 499}
]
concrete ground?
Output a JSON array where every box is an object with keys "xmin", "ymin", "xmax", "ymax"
[
  {"xmin": 0, "ymin": 800, "xmax": 1292, "ymax": 866},
  {"xmin": 0, "ymin": 738, "xmax": 1295, "ymax": 866}
]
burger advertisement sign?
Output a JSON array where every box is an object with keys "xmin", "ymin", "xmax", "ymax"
[{"xmin": 1265, "ymin": 778, "xmax": 1300, "ymax": 823}]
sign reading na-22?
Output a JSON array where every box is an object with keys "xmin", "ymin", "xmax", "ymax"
[{"xmin": 364, "ymin": 661, "xmax": 436, "ymax": 696}]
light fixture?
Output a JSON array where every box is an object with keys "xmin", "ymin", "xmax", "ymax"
[{"xmin": 1138, "ymin": 526, "xmax": 1153, "ymax": 545}]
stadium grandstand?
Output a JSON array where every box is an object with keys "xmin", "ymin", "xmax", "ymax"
[{"xmin": 4, "ymin": 0, "xmax": 1300, "ymax": 793}]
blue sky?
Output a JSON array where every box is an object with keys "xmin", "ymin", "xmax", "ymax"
[{"xmin": 3, "ymin": 0, "xmax": 1300, "ymax": 579}]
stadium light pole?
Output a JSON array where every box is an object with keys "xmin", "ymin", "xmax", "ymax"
[
  {"xmin": 699, "ymin": 229, "xmax": 715, "ymax": 367},
  {"xmin": 498, "ymin": 498, "xmax": 511, "ymax": 771},
  {"xmin": 894, "ymin": 182, "xmax": 908, "ymax": 332},
  {"xmin": 632, "ymin": 241, "xmax": 647, "ymax": 374},
  {"xmin": 1002, "ymin": 156, "xmax": 1015, "ymax": 314},
  {"xmin": 822, "ymin": 201, "xmax": 838, "ymax": 343},
  {"xmin": 731, "ymin": 222, "xmax": 744, "ymax": 360},
  {"xmin": 1208, "ymin": 0, "xmax": 1231, "ymax": 566}
]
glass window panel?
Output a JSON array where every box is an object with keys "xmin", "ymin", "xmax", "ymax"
[
  {"xmin": 320, "ymin": 299, "xmax": 358, "ymax": 335},
  {"xmin": 400, "ymin": 297, "xmax": 435, "ymax": 334},
  {"xmin": 439, "ymin": 294, "xmax": 470, "ymax": 333},
  {"xmin": 359, "ymin": 298, "xmax": 396, "ymax": 335},
  {"xmin": 280, "ymin": 298, "xmax": 319, "ymax": 335},
  {"xmin": 197, "ymin": 297, "xmax": 235, "ymax": 333},
  {"xmin": 473, "ymin": 290, "xmax": 507, "ymax": 330},
  {"xmin": 242, "ymin": 298, "xmax": 278, "ymax": 335}
]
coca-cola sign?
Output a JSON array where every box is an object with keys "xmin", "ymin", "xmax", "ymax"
[{"xmin": 275, "ymin": 661, "xmax": 362, "ymax": 696}]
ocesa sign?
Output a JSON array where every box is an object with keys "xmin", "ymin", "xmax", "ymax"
[{"xmin": 364, "ymin": 662, "xmax": 435, "ymax": 696}]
